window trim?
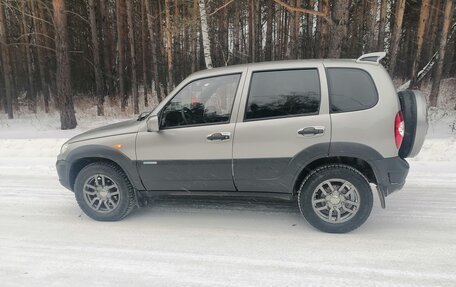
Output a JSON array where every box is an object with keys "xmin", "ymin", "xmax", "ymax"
[
  {"xmin": 159, "ymin": 73, "xmax": 242, "ymax": 130},
  {"xmin": 243, "ymin": 68, "xmax": 322, "ymax": 122},
  {"xmin": 326, "ymin": 67, "xmax": 379, "ymax": 114}
]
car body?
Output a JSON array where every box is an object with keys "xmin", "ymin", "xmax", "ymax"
[{"xmin": 57, "ymin": 52, "xmax": 428, "ymax": 233}]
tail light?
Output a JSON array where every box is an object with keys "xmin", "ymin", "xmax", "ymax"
[{"xmin": 395, "ymin": 111, "xmax": 404, "ymax": 148}]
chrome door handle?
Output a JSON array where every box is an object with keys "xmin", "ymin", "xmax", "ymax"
[
  {"xmin": 207, "ymin": 132, "xmax": 231, "ymax": 141},
  {"xmin": 298, "ymin": 126, "xmax": 325, "ymax": 136}
]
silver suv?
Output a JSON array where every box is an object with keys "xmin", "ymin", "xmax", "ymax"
[{"xmin": 56, "ymin": 52, "xmax": 428, "ymax": 233}]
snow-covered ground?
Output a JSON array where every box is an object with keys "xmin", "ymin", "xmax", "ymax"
[{"xmin": 0, "ymin": 109, "xmax": 456, "ymax": 286}]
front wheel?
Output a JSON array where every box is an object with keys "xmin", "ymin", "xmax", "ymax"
[
  {"xmin": 74, "ymin": 162, "xmax": 136, "ymax": 221},
  {"xmin": 298, "ymin": 165, "xmax": 373, "ymax": 233}
]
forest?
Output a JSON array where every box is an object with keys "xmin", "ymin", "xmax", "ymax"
[{"xmin": 0, "ymin": 0, "xmax": 455, "ymax": 129}]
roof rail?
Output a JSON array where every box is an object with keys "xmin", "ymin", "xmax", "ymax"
[{"xmin": 356, "ymin": 52, "xmax": 386, "ymax": 64}]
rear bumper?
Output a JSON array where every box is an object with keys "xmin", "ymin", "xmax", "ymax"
[
  {"xmin": 371, "ymin": 156, "xmax": 409, "ymax": 197},
  {"xmin": 56, "ymin": 160, "xmax": 72, "ymax": 191}
]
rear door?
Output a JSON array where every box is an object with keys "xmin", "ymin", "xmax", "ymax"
[{"xmin": 232, "ymin": 63, "xmax": 331, "ymax": 193}]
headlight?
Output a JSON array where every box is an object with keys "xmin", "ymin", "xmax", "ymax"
[{"xmin": 60, "ymin": 143, "xmax": 69, "ymax": 154}]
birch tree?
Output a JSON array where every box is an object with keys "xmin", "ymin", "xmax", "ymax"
[{"xmin": 199, "ymin": 0, "xmax": 213, "ymax": 69}]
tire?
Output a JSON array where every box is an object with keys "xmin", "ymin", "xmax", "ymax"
[
  {"xmin": 398, "ymin": 90, "xmax": 417, "ymax": 158},
  {"xmin": 398, "ymin": 90, "xmax": 428, "ymax": 158},
  {"xmin": 74, "ymin": 162, "xmax": 136, "ymax": 221},
  {"xmin": 298, "ymin": 165, "xmax": 373, "ymax": 233}
]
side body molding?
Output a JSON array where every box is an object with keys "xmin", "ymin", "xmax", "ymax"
[{"xmin": 65, "ymin": 145, "xmax": 145, "ymax": 191}]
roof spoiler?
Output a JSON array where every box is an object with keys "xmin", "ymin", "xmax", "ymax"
[{"xmin": 356, "ymin": 52, "xmax": 386, "ymax": 64}]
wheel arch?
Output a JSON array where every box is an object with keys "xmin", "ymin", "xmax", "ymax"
[
  {"xmin": 66, "ymin": 145, "xmax": 145, "ymax": 191},
  {"xmin": 292, "ymin": 156, "xmax": 377, "ymax": 196}
]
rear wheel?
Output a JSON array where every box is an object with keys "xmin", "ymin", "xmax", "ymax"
[
  {"xmin": 298, "ymin": 165, "xmax": 373, "ymax": 233},
  {"xmin": 74, "ymin": 162, "xmax": 136, "ymax": 221}
]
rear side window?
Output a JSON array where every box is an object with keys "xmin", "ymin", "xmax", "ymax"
[
  {"xmin": 245, "ymin": 69, "xmax": 320, "ymax": 120},
  {"xmin": 327, "ymin": 68, "xmax": 378, "ymax": 113}
]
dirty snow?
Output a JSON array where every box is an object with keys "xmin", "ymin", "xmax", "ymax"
[{"xmin": 0, "ymin": 108, "xmax": 456, "ymax": 286}]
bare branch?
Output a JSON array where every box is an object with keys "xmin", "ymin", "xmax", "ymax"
[
  {"xmin": 208, "ymin": 0, "xmax": 235, "ymax": 17},
  {"xmin": 272, "ymin": 0, "xmax": 328, "ymax": 17}
]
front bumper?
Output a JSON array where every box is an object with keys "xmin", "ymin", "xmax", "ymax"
[
  {"xmin": 56, "ymin": 160, "xmax": 72, "ymax": 191},
  {"xmin": 371, "ymin": 156, "xmax": 409, "ymax": 197}
]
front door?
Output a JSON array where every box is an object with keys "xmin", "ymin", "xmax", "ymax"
[{"xmin": 136, "ymin": 73, "xmax": 243, "ymax": 191}]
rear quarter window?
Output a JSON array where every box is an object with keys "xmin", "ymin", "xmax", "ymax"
[{"xmin": 326, "ymin": 68, "xmax": 378, "ymax": 113}]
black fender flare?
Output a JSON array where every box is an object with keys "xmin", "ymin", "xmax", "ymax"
[
  {"xmin": 289, "ymin": 142, "xmax": 386, "ymax": 207},
  {"xmin": 66, "ymin": 145, "xmax": 145, "ymax": 191}
]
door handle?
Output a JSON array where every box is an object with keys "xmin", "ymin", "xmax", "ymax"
[
  {"xmin": 298, "ymin": 126, "xmax": 325, "ymax": 136},
  {"xmin": 207, "ymin": 132, "xmax": 230, "ymax": 141}
]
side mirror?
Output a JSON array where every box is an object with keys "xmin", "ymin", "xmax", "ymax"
[{"xmin": 146, "ymin": 116, "xmax": 159, "ymax": 132}]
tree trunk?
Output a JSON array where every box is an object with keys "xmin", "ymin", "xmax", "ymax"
[
  {"xmin": 377, "ymin": 0, "xmax": 388, "ymax": 51},
  {"xmin": 426, "ymin": 0, "xmax": 442, "ymax": 66},
  {"xmin": 233, "ymin": 0, "xmax": 240, "ymax": 63},
  {"xmin": 88, "ymin": 0, "xmax": 104, "ymax": 116},
  {"xmin": 141, "ymin": 0, "xmax": 148, "ymax": 107},
  {"xmin": 255, "ymin": 0, "xmax": 261, "ymax": 61},
  {"xmin": 144, "ymin": 0, "xmax": 162, "ymax": 102},
  {"xmin": 265, "ymin": 1, "xmax": 274, "ymax": 61},
  {"xmin": 165, "ymin": 0, "xmax": 174, "ymax": 89},
  {"xmin": 39, "ymin": 0, "xmax": 56, "ymax": 101},
  {"xmin": 318, "ymin": 0, "xmax": 329, "ymax": 58},
  {"xmin": 31, "ymin": 0, "xmax": 50, "ymax": 113},
  {"xmin": 283, "ymin": 7, "xmax": 290, "ymax": 58},
  {"xmin": 429, "ymin": 0, "xmax": 453, "ymax": 107},
  {"xmin": 126, "ymin": 0, "xmax": 139, "ymax": 114},
  {"xmin": 116, "ymin": 0, "xmax": 127, "ymax": 111},
  {"xmin": 348, "ymin": 0, "xmax": 364, "ymax": 58},
  {"xmin": 191, "ymin": 0, "xmax": 199, "ymax": 71},
  {"xmin": 306, "ymin": 0, "xmax": 315, "ymax": 58},
  {"xmin": 221, "ymin": 0, "xmax": 229, "ymax": 65},
  {"xmin": 327, "ymin": 0, "xmax": 349, "ymax": 58},
  {"xmin": 0, "ymin": 1, "xmax": 14, "ymax": 119},
  {"xmin": 20, "ymin": 0, "xmax": 37, "ymax": 113},
  {"xmin": 389, "ymin": 0, "xmax": 406, "ymax": 76},
  {"xmin": 292, "ymin": 0, "xmax": 301, "ymax": 59},
  {"xmin": 99, "ymin": 0, "xmax": 114, "ymax": 98},
  {"xmin": 198, "ymin": 0, "xmax": 212, "ymax": 69},
  {"xmin": 410, "ymin": 0, "xmax": 431, "ymax": 88},
  {"xmin": 248, "ymin": 0, "xmax": 256, "ymax": 62},
  {"xmin": 366, "ymin": 0, "xmax": 378, "ymax": 52},
  {"xmin": 53, "ymin": 0, "xmax": 77, "ymax": 129}
]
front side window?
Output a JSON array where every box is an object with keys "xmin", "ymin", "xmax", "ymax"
[
  {"xmin": 160, "ymin": 74, "xmax": 241, "ymax": 128},
  {"xmin": 245, "ymin": 69, "xmax": 321, "ymax": 120},
  {"xmin": 327, "ymin": 68, "xmax": 378, "ymax": 113}
]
